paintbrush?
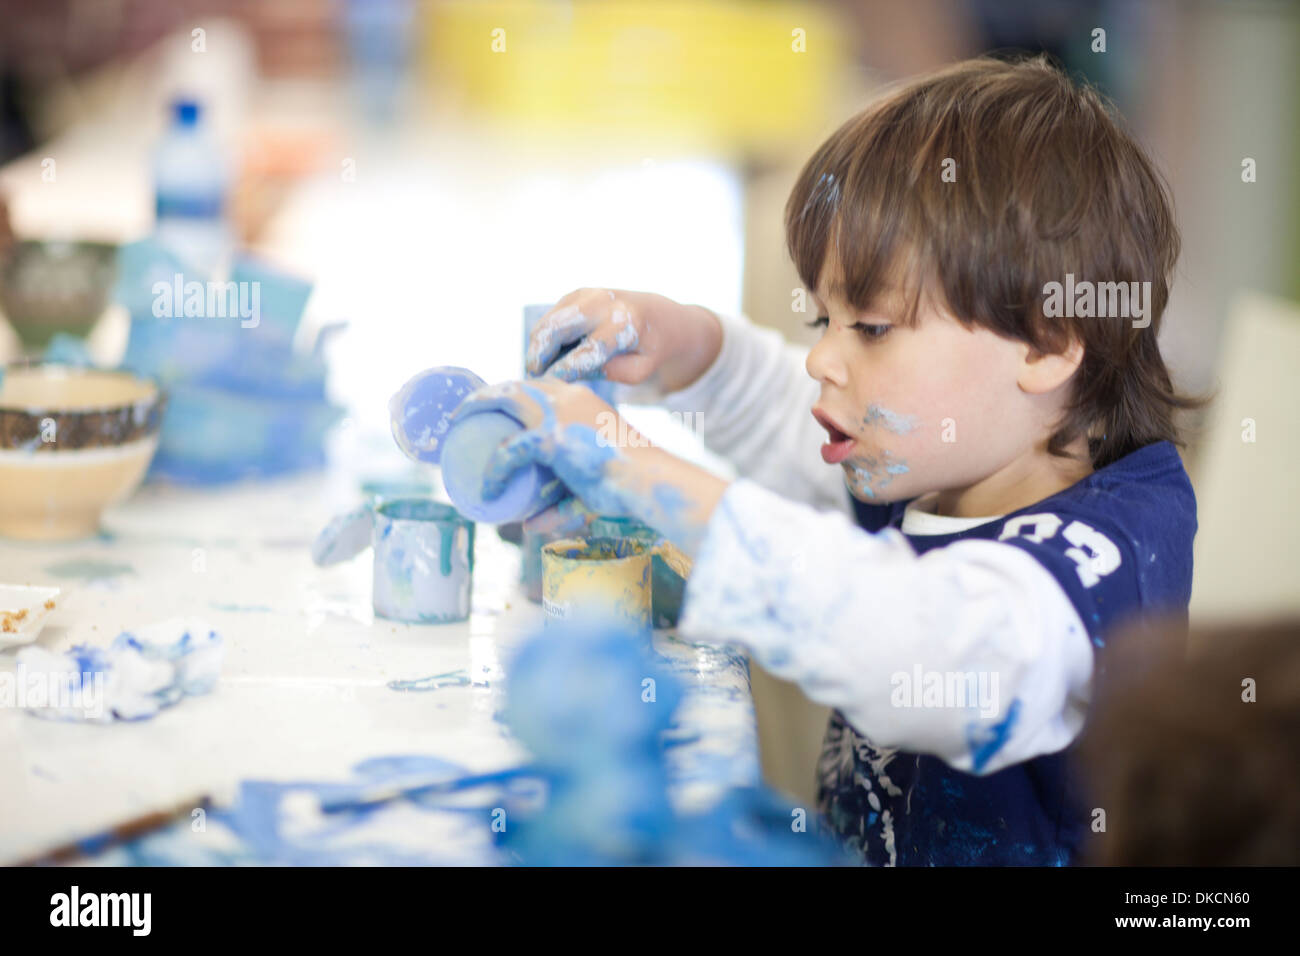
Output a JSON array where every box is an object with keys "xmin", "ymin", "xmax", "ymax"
[
  {"xmin": 12, "ymin": 795, "xmax": 211, "ymax": 866},
  {"xmin": 318, "ymin": 767, "xmax": 534, "ymax": 814}
]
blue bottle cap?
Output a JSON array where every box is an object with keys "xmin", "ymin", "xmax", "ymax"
[{"xmin": 172, "ymin": 99, "xmax": 200, "ymax": 126}]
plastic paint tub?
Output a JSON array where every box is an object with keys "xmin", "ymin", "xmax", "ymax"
[
  {"xmin": 371, "ymin": 498, "xmax": 475, "ymax": 623},
  {"xmin": 541, "ymin": 536, "xmax": 651, "ymax": 638}
]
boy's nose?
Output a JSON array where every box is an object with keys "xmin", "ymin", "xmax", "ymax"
[{"xmin": 805, "ymin": 333, "xmax": 848, "ymax": 387}]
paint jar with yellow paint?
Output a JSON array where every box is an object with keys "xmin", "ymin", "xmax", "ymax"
[
  {"xmin": 541, "ymin": 536, "xmax": 651, "ymax": 638},
  {"xmin": 587, "ymin": 515, "xmax": 687, "ymax": 628}
]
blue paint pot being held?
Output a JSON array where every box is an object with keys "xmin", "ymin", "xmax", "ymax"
[{"xmin": 388, "ymin": 366, "xmax": 568, "ymax": 524}]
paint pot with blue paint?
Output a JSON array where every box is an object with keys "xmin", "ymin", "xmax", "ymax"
[
  {"xmin": 372, "ymin": 499, "xmax": 474, "ymax": 623},
  {"xmin": 388, "ymin": 365, "xmax": 567, "ymax": 524},
  {"xmin": 541, "ymin": 536, "xmax": 651, "ymax": 639},
  {"xmin": 587, "ymin": 516, "xmax": 685, "ymax": 628},
  {"xmin": 312, "ymin": 496, "xmax": 474, "ymax": 624},
  {"xmin": 524, "ymin": 303, "xmax": 617, "ymax": 403}
]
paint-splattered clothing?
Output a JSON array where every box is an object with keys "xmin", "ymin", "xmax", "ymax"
[
  {"xmin": 654, "ymin": 312, "xmax": 1196, "ymax": 865},
  {"xmin": 816, "ymin": 441, "xmax": 1195, "ymax": 865}
]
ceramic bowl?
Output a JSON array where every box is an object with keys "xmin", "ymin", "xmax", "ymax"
[
  {"xmin": 0, "ymin": 240, "xmax": 118, "ymax": 348},
  {"xmin": 0, "ymin": 364, "xmax": 165, "ymax": 540}
]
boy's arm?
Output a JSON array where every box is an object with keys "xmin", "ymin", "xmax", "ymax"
[
  {"xmin": 620, "ymin": 311, "xmax": 851, "ymax": 517},
  {"xmin": 676, "ymin": 479, "xmax": 1096, "ymax": 776}
]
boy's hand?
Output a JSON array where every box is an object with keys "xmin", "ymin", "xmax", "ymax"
[
  {"xmin": 449, "ymin": 379, "xmax": 640, "ymax": 523},
  {"xmin": 526, "ymin": 288, "xmax": 723, "ymax": 394},
  {"xmin": 449, "ymin": 379, "xmax": 730, "ymax": 555}
]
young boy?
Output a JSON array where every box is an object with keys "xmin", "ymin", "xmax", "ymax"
[{"xmin": 452, "ymin": 55, "xmax": 1198, "ymax": 866}]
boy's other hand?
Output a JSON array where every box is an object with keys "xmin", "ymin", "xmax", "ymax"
[{"xmin": 526, "ymin": 288, "xmax": 722, "ymax": 394}]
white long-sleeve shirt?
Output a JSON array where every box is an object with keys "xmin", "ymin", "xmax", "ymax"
[{"xmin": 629, "ymin": 311, "xmax": 1095, "ymax": 777}]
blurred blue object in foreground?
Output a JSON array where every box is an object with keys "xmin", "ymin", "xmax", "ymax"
[
  {"xmin": 116, "ymin": 238, "xmax": 342, "ymax": 484},
  {"xmin": 499, "ymin": 618, "xmax": 846, "ymax": 866}
]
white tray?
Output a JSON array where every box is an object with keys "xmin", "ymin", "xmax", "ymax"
[{"xmin": 0, "ymin": 585, "xmax": 62, "ymax": 648}]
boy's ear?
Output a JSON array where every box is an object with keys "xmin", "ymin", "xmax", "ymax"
[{"xmin": 1017, "ymin": 338, "xmax": 1084, "ymax": 395}]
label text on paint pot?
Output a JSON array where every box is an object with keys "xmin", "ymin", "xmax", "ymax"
[
  {"xmin": 542, "ymin": 597, "xmax": 570, "ymax": 620},
  {"xmin": 50, "ymin": 886, "xmax": 151, "ymax": 936}
]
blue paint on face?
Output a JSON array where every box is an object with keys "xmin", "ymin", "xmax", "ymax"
[
  {"xmin": 862, "ymin": 404, "xmax": 918, "ymax": 435},
  {"xmin": 843, "ymin": 448, "xmax": 909, "ymax": 502}
]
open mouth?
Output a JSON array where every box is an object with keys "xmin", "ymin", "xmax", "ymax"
[{"xmin": 812, "ymin": 407, "xmax": 857, "ymax": 465}]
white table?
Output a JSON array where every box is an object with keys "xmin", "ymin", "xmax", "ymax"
[{"xmin": 0, "ymin": 430, "xmax": 759, "ymax": 865}]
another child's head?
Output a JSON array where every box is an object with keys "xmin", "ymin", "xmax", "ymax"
[
  {"xmin": 786, "ymin": 55, "xmax": 1191, "ymax": 509},
  {"xmin": 1079, "ymin": 617, "xmax": 1300, "ymax": 865}
]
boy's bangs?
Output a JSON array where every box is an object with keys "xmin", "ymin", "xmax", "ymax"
[{"xmin": 785, "ymin": 124, "xmax": 933, "ymax": 327}]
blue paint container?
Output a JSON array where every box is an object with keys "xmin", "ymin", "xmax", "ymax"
[
  {"xmin": 439, "ymin": 409, "xmax": 567, "ymax": 524},
  {"xmin": 389, "ymin": 365, "xmax": 568, "ymax": 525},
  {"xmin": 372, "ymin": 499, "xmax": 474, "ymax": 623},
  {"xmin": 312, "ymin": 495, "xmax": 475, "ymax": 624}
]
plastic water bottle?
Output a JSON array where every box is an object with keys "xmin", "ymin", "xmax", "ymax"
[{"xmin": 153, "ymin": 98, "xmax": 231, "ymax": 276}]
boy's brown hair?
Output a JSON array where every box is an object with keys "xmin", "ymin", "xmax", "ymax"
[{"xmin": 785, "ymin": 54, "xmax": 1198, "ymax": 468}]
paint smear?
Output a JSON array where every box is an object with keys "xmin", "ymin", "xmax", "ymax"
[
  {"xmin": 43, "ymin": 558, "xmax": 135, "ymax": 579},
  {"xmin": 862, "ymin": 404, "xmax": 918, "ymax": 435},
  {"xmin": 387, "ymin": 669, "xmax": 477, "ymax": 692}
]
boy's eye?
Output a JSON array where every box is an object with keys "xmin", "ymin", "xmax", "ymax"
[
  {"xmin": 854, "ymin": 323, "xmax": 891, "ymax": 340},
  {"xmin": 803, "ymin": 316, "xmax": 891, "ymax": 340}
]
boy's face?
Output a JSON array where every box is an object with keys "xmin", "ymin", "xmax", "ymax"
[{"xmin": 807, "ymin": 277, "xmax": 1046, "ymax": 507}]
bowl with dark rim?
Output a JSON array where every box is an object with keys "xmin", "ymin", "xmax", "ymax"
[
  {"xmin": 0, "ymin": 363, "xmax": 165, "ymax": 540},
  {"xmin": 0, "ymin": 240, "xmax": 119, "ymax": 349}
]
